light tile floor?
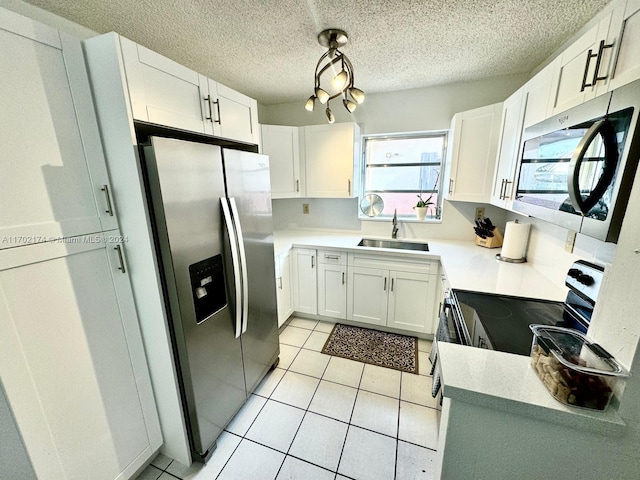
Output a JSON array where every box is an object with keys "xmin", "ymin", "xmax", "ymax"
[{"xmin": 136, "ymin": 318, "xmax": 439, "ymax": 480}]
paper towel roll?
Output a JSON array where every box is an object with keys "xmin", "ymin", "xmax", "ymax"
[{"xmin": 501, "ymin": 221, "xmax": 530, "ymax": 261}]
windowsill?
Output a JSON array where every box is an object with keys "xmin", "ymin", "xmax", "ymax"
[{"xmin": 358, "ymin": 216, "xmax": 443, "ymax": 224}]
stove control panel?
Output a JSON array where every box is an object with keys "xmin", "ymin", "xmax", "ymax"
[{"xmin": 565, "ymin": 260, "xmax": 604, "ymax": 303}]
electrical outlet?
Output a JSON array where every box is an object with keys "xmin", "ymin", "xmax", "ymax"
[
  {"xmin": 475, "ymin": 207, "xmax": 485, "ymax": 222},
  {"xmin": 302, "ymin": 203, "xmax": 310, "ymax": 214},
  {"xmin": 565, "ymin": 230, "xmax": 577, "ymax": 253}
]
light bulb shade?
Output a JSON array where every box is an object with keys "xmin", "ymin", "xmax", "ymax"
[
  {"xmin": 304, "ymin": 96, "xmax": 315, "ymax": 112},
  {"xmin": 343, "ymin": 98, "xmax": 357, "ymax": 113},
  {"xmin": 333, "ymin": 70, "xmax": 348, "ymax": 90},
  {"xmin": 325, "ymin": 107, "xmax": 335, "ymax": 124},
  {"xmin": 349, "ymin": 87, "xmax": 365, "ymax": 104},
  {"xmin": 315, "ymin": 87, "xmax": 330, "ymax": 104}
]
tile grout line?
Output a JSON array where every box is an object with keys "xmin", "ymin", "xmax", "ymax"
[
  {"xmin": 273, "ymin": 348, "xmax": 333, "ymax": 480},
  {"xmin": 394, "ymin": 374, "xmax": 403, "ymax": 480},
  {"xmin": 332, "ymin": 359, "xmax": 366, "ymax": 479}
]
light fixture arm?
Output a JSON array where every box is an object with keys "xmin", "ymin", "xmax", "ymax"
[{"xmin": 305, "ymin": 28, "xmax": 364, "ymax": 120}]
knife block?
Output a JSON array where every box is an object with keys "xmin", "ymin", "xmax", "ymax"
[{"xmin": 475, "ymin": 228, "xmax": 503, "ymax": 248}]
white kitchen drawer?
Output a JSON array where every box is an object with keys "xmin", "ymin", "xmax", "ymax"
[
  {"xmin": 318, "ymin": 249, "xmax": 347, "ymax": 265},
  {"xmin": 348, "ymin": 253, "xmax": 434, "ymax": 275}
]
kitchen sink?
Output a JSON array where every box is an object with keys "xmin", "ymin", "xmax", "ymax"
[{"xmin": 357, "ymin": 238, "xmax": 429, "ymax": 251}]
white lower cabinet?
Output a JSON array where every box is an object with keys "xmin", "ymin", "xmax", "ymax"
[
  {"xmin": 348, "ymin": 266, "xmax": 389, "ymax": 326},
  {"xmin": 387, "ymin": 271, "xmax": 436, "ymax": 333},
  {"xmin": 275, "ymin": 251, "xmax": 293, "ymax": 327},
  {"xmin": 347, "ymin": 254, "xmax": 438, "ymax": 335},
  {"xmin": 292, "ymin": 248, "xmax": 317, "ymax": 315},
  {"xmin": 0, "ymin": 234, "xmax": 161, "ymax": 480},
  {"xmin": 317, "ymin": 250, "xmax": 348, "ymax": 320}
]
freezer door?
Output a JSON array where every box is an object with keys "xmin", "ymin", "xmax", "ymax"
[
  {"xmin": 222, "ymin": 149, "xmax": 280, "ymax": 394},
  {"xmin": 143, "ymin": 137, "xmax": 247, "ymax": 459}
]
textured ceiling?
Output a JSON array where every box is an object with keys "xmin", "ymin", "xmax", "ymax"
[{"xmin": 24, "ymin": 0, "xmax": 611, "ymax": 105}]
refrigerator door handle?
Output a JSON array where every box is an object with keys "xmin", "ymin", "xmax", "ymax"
[
  {"xmin": 229, "ymin": 198, "xmax": 249, "ymax": 335},
  {"xmin": 221, "ymin": 198, "xmax": 243, "ymax": 338}
]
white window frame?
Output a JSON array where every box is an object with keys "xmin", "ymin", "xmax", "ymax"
[{"xmin": 358, "ymin": 131, "xmax": 448, "ymax": 222}]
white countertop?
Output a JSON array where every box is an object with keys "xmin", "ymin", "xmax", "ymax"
[
  {"xmin": 437, "ymin": 343, "xmax": 626, "ymax": 435},
  {"xmin": 274, "ymin": 229, "xmax": 566, "ymax": 301},
  {"xmin": 274, "ymin": 228, "xmax": 625, "ymax": 433}
]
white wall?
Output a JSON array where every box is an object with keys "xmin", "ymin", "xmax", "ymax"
[
  {"xmin": 264, "ymin": 75, "xmax": 525, "ymax": 241},
  {"xmin": 273, "ymin": 197, "xmax": 508, "ymax": 242},
  {"xmin": 504, "ymin": 211, "xmax": 617, "ymax": 290},
  {"xmin": 259, "ymin": 74, "xmax": 528, "ymax": 135}
]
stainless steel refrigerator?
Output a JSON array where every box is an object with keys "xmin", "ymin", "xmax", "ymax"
[{"xmin": 141, "ymin": 136, "xmax": 279, "ymax": 461}]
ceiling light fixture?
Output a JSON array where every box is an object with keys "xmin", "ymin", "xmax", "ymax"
[{"xmin": 304, "ymin": 29, "xmax": 365, "ymax": 121}]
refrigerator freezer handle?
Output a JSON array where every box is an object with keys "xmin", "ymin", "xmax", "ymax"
[
  {"xmin": 221, "ymin": 198, "xmax": 243, "ymax": 338},
  {"xmin": 229, "ymin": 198, "xmax": 249, "ymax": 335}
]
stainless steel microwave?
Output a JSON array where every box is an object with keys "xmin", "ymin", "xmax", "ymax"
[{"xmin": 513, "ymin": 79, "xmax": 640, "ymax": 243}]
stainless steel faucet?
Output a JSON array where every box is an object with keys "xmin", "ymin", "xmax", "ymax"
[{"xmin": 392, "ymin": 209, "xmax": 399, "ymax": 238}]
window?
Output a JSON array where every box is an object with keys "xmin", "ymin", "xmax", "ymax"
[{"xmin": 360, "ymin": 132, "xmax": 447, "ymax": 220}]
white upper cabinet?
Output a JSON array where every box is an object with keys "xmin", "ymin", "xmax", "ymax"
[
  {"xmin": 605, "ymin": 0, "xmax": 640, "ymax": 91},
  {"xmin": 0, "ymin": 9, "xmax": 118, "ymax": 248},
  {"xmin": 548, "ymin": 5, "xmax": 625, "ymax": 115},
  {"xmin": 304, "ymin": 122, "xmax": 360, "ymax": 198},
  {"xmin": 208, "ymin": 80, "xmax": 259, "ymax": 144},
  {"xmin": 261, "ymin": 125, "xmax": 303, "ymax": 198},
  {"xmin": 490, "ymin": 89, "xmax": 525, "ymax": 209},
  {"xmin": 445, "ymin": 103, "xmax": 503, "ymax": 203},
  {"xmin": 120, "ymin": 37, "xmax": 210, "ymax": 134},
  {"xmin": 118, "ymin": 34, "xmax": 259, "ymax": 144},
  {"xmin": 521, "ymin": 66, "xmax": 555, "ymax": 129}
]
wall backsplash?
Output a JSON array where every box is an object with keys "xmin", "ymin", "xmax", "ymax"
[
  {"xmin": 272, "ymin": 198, "xmax": 508, "ymax": 241},
  {"xmin": 505, "ymin": 212, "xmax": 616, "ymax": 289}
]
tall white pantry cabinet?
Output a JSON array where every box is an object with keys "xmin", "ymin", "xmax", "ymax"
[{"xmin": 0, "ymin": 8, "xmax": 161, "ymax": 480}]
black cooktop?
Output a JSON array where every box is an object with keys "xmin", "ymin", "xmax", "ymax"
[{"xmin": 454, "ymin": 290, "xmax": 566, "ymax": 356}]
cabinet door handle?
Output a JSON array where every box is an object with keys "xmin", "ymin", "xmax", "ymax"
[
  {"xmin": 204, "ymin": 95, "xmax": 213, "ymax": 121},
  {"xmin": 504, "ymin": 180, "xmax": 513, "ymax": 200},
  {"xmin": 383, "ymin": 277, "xmax": 387, "ymax": 291},
  {"xmin": 448, "ymin": 178, "xmax": 454, "ymax": 195},
  {"xmin": 390, "ymin": 278, "xmax": 394, "ymax": 292},
  {"xmin": 101, "ymin": 185, "xmax": 114, "ymax": 216},
  {"xmin": 296, "ymin": 179, "xmax": 300, "ymax": 192},
  {"xmin": 325, "ymin": 255, "xmax": 340, "ymax": 260},
  {"xmin": 592, "ymin": 39, "xmax": 615, "ymax": 85},
  {"xmin": 212, "ymin": 98, "xmax": 221, "ymax": 124},
  {"xmin": 581, "ymin": 47, "xmax": 598, "ymax": 91},
  {"xmin": 348, "ymin": 179, "xmax": 351, "ymax": 196},
  {"xmin": 114, "ymin": 245, "xmax": 126, "ymax": 274},
  {"xmin": 342, "ymin": 272, "xmax": 345, "ymax": 285},
  {"xmin": 311, "ymin": 255, "xmax": 314, "ymax": 268},
  {"xmin": 498, "ymin": 179, "xmax": 506, "ymax": 200}
]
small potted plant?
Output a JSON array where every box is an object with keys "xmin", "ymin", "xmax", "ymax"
[
  {"xmin": 414, "ymin": 171, "xmax": 439, "ymax": 220},
  {"xmin": 413, "ymin": 194, "xmax": 432, "ymax": 220}
]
